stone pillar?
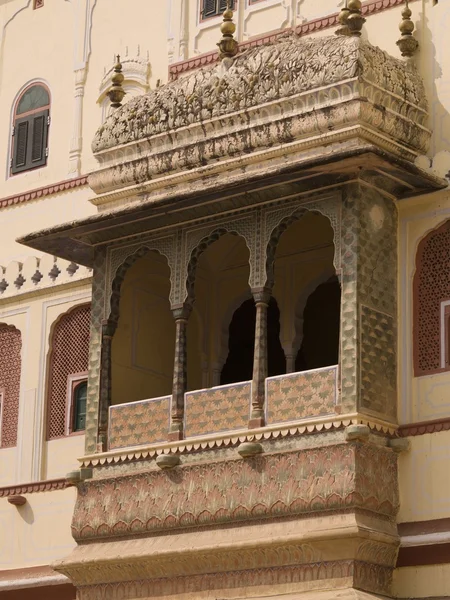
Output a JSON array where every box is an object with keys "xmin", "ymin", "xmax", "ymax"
[
  {"xmin": 169, "ymin": 304, "xmax": 191, "ymax": 441},
  {"xmin": 340, "ymin": 183, "xmax": 397, "ymax": 421},
  {"xmin": 249, "ymin": 287, "xmax": 271, "ymax": 428},
  {"xmin": 97, "ymin": 319, "xmax": 116, "ymax": 452}
]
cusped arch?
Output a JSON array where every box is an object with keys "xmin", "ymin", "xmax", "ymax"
[
  {"xmin": 46, "ymin": 303, "xmax": 91, "ymax": 440},
  {"xmin": 265, "ymin": 207, "xmax": 336, "ymax": 289},
  {"xmin": 184, "ymin": 227, "xmax": 252, "ymax": 304},
  {"xmin": 291, "ymin": 269, "xmax": 338, "ymax": 356},
  {"xmin": 109, "ymin": 246, "xmax": 173, "ymax": 324}
]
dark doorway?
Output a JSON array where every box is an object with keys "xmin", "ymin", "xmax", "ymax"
[
  {"xmin": 295, "ymin": 276, "xmax": 341, "ymax": 372},
  {"xmin": 221, "ymin": 297, "xmax": 286, "ymax": 385}
]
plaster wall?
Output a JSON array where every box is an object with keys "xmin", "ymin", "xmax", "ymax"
[
  {"xmin": 393, "ymin": 564, "xmax": 450, "ymax": 598},
  {"xmin": 398, "ymin": 188, "xmax": 450, "ymax": 426},
  {"xmin": 0, "ymin": 487, "xmax": 76, "ymax": 570}
]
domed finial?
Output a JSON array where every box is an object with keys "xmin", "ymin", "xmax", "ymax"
[
  {"xmin": 396, "ymin": 0, "xmax": 419, "ymax": 58},
  {"xmin": 217, "ymin": 0, "xmax": 238, "ymax": 61},
  {"xmin": 346, "ymin": 0, "xmax": 366, "ymax": 36},
  {"xmin": 106, "ymin": 55, "xmax": 126, "ymax": 110},
  {"xmin": 336, "ymin": 1, "xmax": 351, "ymax": 36}
]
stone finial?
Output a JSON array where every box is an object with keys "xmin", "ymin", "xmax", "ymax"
[
  {"xmin": 346, "ymin": 0, "xmax": 366, "ymax": 36},
  {"xmin": 106, "ymin": 55, "xmax": 126, "ymax": 109},
  {"xmin": 396, "ymin": 0, "xmax": 419, "ymax": 58},
  {"xmin": 217, "ymin": 1, "xmax": 238, "ymax": 61},
  {"xmin": 336, "ymin": 1, "xmax": 351, "ymax": 36}
]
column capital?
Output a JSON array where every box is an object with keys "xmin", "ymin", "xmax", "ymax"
[
  {"xmin": 251, "ymin": 287, "xmax": 271, "ymax": 305},
  {"xmin": 171, "ymin": 303, "xmax": 193, "ymax": 321}
]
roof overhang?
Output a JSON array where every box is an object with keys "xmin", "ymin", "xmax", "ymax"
[{"xmin": 19, "ymin": 146, "xmax": 446, "ymax": 267}]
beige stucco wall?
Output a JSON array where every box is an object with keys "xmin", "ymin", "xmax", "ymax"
[
  {"xmin": 0, "ymin": 487, "xmax": 76, "ymax": 570},
  {"xmin": 0, "ymin": 0, "xmax": 449, "ymax": 590}
]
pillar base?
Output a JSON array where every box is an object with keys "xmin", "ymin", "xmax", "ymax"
[
  {"xmin": 168, "ymin": 429, "xmax": 184, "ymax": 442},
  {"xmin": 248, "ymin": 416, "xmax": 265, "ymax": 429}
]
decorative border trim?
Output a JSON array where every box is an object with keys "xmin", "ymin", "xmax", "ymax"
[
  {"xmin": 169, "ymin": 0, "xmax": 410, "ymax": 80},
  {"xmin": 0, "ymin": 175, "xmax": 88, "ymax": 210},
  {"xmin": 80, "ymin": 414, "xmax": 397, "ymax": 468},
  {"xmin": 0, "ymin": 477, "xmax": 70, "ymax": 497},
  {"xmin": 398, "ymin": 416, "xmax": 450, "ymax": 437}
]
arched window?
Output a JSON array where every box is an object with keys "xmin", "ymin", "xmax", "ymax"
[
  {"xmin": 11, "ymin": 83, "xmax": 50, "ymax": 175},
  {"xmin": 0, "ymin": 325, "xmax": 21, "ymax": 448},
  {"xmin": 414, "ymin": 221, "xmax": 450, "ymax": 376},
  {"xmin": 47, "ymin": 304, "xmax": 90, "ymax": 439}
]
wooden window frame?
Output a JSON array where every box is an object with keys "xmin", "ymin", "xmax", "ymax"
[
  {"xmin": 11, "ymin": 83, "xmax": 51, "ymax": 176},
  {"xmin": 200, "ymin": 0, "xmax": 235, "ymax": 21},
  {"xmin": 65, "ymin": 372, "xmax": 88, "ymax": 436}
]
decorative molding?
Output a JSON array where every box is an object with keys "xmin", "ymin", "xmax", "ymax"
[
  {"xmin": 0, "ymin": 175, "xmax": 87, "ymax": 210},
  {"xmin": 399, "ymin": 416, "xmax": 450, "ymax": 437},
  {"xmin": 0, "ymin": 477, "xmax": 70, "ymax": 497},
  {"xmin": 169, "ymin": 0, "xmax": 412, "ymax": 80},
  {"xmin": 80, "ymin": 413, "xmax": 397, "ymax": 467}
]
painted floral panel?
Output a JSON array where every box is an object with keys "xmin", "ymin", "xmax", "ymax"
[
  {"xmin": 266, "ymin": 366, "xmax": 337, "ymax": 425},
  {"xmin": 108, "ymin": 396, "xmax": 170, "ymax": 450},
  {"xmin": 185, "ymin": 382, "xmax": 251, "ymax": 438}
]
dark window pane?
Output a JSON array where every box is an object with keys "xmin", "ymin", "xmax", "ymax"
[
  {"xmin": 73, "ymin": 381, "xmax": 87, "ymax": 432},
  {"xmin": 17, "ymin": 85, "xmax": 49, "ymax": 115}
]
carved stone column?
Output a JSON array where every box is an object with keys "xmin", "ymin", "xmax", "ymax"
[
  {"xmin": 97, "ymin": 319, "xmax": 116, "ymax": 452},
  {"xmin": 249, "ymin": 287, "xmax": 271, "ymax": 428},
  {"xmin": 169, "ymin": 304, "xmax": 191, "ymax": 441}
]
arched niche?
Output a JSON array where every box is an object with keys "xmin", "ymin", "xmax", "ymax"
[
  {"xmin": 268, "ymin": 210, "xmax": 339, "ymax": 374},
  {"xmin": 110, "ymin": 248, "xmax": 175, "ymax": 404},
  {"xmin": 186, "ymin": 231, "xmax": 251, "ymax": 388}
]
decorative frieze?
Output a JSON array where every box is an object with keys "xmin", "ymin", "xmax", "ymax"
[{"xmin": 71, "ymin": 443, "xmax": 398, "ymax": 541}]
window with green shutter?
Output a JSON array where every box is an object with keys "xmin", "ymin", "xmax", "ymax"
[
  {"xmin": 201, "ymin": 0, "xmax": 234, "ymax": 19},
  {"xmin": 72, "ymin": 380, "xmax": 87, "ymax": 432},
  {"xmin": 11, "ymin": 84, "xmax": 50, "ymax": 175}
]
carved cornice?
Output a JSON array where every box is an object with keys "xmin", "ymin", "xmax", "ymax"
[
  {"xmin": 0, "ymin": 478, "xmax": 71, "ymax": 497},
  {"xmin": 169, "ymin": 0, "xmax": 413, "ymax": 81},
  {"xmin": 0, "ymin": 175, "xmax": 88, "ymax": 210}
]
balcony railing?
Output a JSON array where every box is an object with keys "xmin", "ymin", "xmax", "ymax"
[{"xmin": 108, "ymin": 365, "xmax": 338, "ymax": 450}]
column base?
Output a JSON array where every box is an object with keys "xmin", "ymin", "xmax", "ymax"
[
  {"xmin": 168, "ymin": 429, "xmax": 184, "ymax": 442},
  {"xmin": 248, "ymin": 416, "xmax": 265, "ymax": 429}
]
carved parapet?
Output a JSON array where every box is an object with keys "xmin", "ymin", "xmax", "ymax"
[
  {"xmin": 0, "ymin": 256, "xmax": 91, "ymax": 300},
  {"xmin": 89, "ymin": 34, "xmax": 431, "ymax": 210}
]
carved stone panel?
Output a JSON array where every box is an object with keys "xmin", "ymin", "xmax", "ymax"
[{"xmin": 71, "ymin": 443, "xmax": 398, "ymax": 541}]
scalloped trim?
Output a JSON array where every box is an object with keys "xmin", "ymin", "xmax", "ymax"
[
  {"xmin": 0, "ymin": 478, "xmax": 70, "ymax": 497},
  {"xmin": 0, "ymin": 175, "xmax": 87, "ymax": 210},
  {"xmin": 80, "ymin": 415, "xmax": 397, "ymax": 467}
]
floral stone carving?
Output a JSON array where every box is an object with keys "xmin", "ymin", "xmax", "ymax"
[{"xmin": 71, "ymin": 442, "xmax": 398, "ymax": 541}]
